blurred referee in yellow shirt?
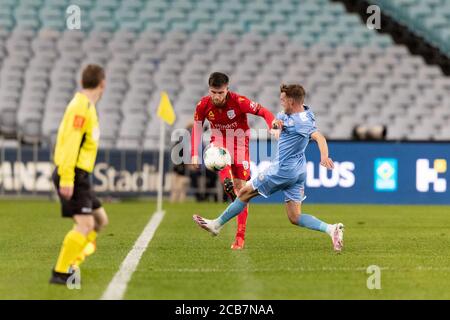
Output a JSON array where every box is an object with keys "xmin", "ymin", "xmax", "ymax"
[{"xmin": 50, "ymin": 64, "xmax": 108, "ymax": 285}]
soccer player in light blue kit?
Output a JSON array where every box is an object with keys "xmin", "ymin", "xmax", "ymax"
[{"xmin": 193, "ymin": 84, "xmax": 344, "ymax": 252}]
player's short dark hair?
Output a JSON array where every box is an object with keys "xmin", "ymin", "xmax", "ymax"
[
  {"xmin": 280, "ymin": 84, "xmax": 306, "ymax": 103},
  {"xmin": 81, "ymin": 64, "xmax": 105, "ymax": 89},
  {"xmin": 208, "ymin": 72, "xmax": 229, "ymax": 88}
]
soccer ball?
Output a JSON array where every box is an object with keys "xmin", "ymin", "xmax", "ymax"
[{"xmin": 203, "ymin": 146, "xmax": 231, "ymax": 171}]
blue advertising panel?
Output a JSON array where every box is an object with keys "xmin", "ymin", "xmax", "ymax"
[
  {"xmin": 249, "ymin": 141, "xmax": 450, "ymax": 204},
  {"xmin": 2, "ymin": 142, "xmax": 450, "ymax": 204}
]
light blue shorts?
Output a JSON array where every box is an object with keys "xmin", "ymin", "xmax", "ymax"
[{"xmin": 251, "ymin": 166, "xmax": 307, "ymax": 203}]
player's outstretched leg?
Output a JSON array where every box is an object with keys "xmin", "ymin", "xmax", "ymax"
[
  {"xmin": 193, "ymin": 198, "xmax": 246, "ymax": 236},
  {"xmin": 286, "ymin": 201, "xmax": 345, "ymax": 252},
  {"xmin": 194, "ymin": 184, "xmax": 258, "ymax": 239},
  {"xmin": 298, "ymin": 215, "xmax": 345, "ymax": 252}
]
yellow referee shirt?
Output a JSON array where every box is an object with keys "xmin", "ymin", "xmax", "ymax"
[{"xmin": 54, "ymin": 92, "xmax": 100, "ymax": 187}]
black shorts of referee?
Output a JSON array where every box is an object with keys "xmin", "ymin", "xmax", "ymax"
[{"xmin": 52, "ymin": 167, "xmax": 102, "ymax": 218}]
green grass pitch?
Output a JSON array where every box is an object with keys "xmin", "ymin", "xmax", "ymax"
[{"xmin": 1, "ymin": 199, "xmax": 450, "ymax": 299}]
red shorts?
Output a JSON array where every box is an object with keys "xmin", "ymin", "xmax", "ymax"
[
  {"xmin": 218, "ymin": 164, "xmax": 250, "ymax": 181},
  {"xmin": 218, "ymin": 152, "xmax": 251, "ymax": 182}
]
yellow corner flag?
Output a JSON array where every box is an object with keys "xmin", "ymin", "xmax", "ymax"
[{"xmin": 157, "ymin": 91, "xmax": 176, "ymax": 125}]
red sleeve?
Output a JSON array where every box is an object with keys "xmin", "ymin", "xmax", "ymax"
[
  {"xmin": 191, "ymin": 100, "xmax": 206, "ymax": 157},
  {"xmin": 237, "ymin": 95, "xmax": 275, "ymax": 129}
]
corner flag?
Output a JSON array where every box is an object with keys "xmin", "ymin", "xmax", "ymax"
[
  {"xmin": 155, "ymin": 91, "xmax": 175, "ymax": 213},
  {"xmin": 157, "ymin": 91, "xmax": 176, "ymax": 125}
]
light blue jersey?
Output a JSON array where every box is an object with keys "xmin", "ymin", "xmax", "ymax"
[
  {"xmin": 275, "ymin": 106, "xmax": 317, "ymax": 174},
  {"xmin": 252, "ymin": 106, "xmax": 317, "ymax": 202}
]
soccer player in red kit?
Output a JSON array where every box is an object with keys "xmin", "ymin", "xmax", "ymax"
[{"xmin": 191, "ymin": 72, "xmax": 275, "ymax": 250}]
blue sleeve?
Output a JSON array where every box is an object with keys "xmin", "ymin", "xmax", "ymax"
[
  {"xmin": 296, "ymin": 112, "xmax": 317, "ymax": 137},
  {"xmin": 308, "ymin": 112, "xmax": 318, "ymax": 136}
]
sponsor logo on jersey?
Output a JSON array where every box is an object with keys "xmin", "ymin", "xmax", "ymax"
[
  {"xmin": 212, "ymin": 122, "xmax": 238, "ymax": 130},
  {"xmin": 207, "ymin": 111, "xmax": 215, "ymax": 120}
]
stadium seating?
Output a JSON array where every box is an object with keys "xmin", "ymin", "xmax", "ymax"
[
  {"xmin": 368, "ymin": 0, "xmax": 450, "ymax": 56},
  {"xmin": 0, "ymin": 0, "xmax": 449, "ymax": 149}
]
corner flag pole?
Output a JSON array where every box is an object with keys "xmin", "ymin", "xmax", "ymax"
[
  {"xmin": 156, "ymin": 91, "xmax": 176, "ymax": 213},
  {"xmin": 156, "ymin": 119, "xmax": 165, "ymax": 213}
]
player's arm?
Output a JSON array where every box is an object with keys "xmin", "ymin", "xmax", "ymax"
[
  {"xmin": 237, "ymin": 95, "xmax": 275, "ymax": 129},
  {"xmin": 311, "ymin": 131, "xmax": 334, "ymax": 170},
  {"xmin": 190, "ymin": 101, "xmax": 206, "ymax": 169},
  {"xmin": 57, "ymin": 108, "xmax": 87, "ymax": 198}
]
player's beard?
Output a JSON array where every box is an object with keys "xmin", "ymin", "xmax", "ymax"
[{"xmin": 212, "ymin": 98, "xmax": 226, "ymax": 107}]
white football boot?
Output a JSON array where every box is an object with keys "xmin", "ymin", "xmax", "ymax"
[
  {"xmin": 331, "ymin": 223, "xmax": 345, "ymax": 252},
  {"xmin": 193, "ymin": 215, "xmax": 222, "ymax": 236}
]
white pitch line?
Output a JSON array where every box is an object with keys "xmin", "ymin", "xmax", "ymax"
[
  {"xmin": 101, "ymin": 210, "xmax": 165, "ymax": 300},
  {"xmin": 145, "ymin": 266, "xmax": 450, "ymax": 273},
  {"xmin": 144, "ymin": 267, "xmax": 392, "ymax": 273}
]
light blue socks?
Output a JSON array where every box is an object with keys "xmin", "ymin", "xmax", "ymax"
[
  {"xmin": 217, "ymin": 199, "xmax": 247, "ymax": 226},
  {"xmin": 298, "ymin": 214, "xmax": 330, "ymax": 234}
]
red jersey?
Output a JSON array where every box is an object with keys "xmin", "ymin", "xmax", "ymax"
[{"xmin": 191, "ymin": 92, "xmax": 274, "ymax": 164}]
